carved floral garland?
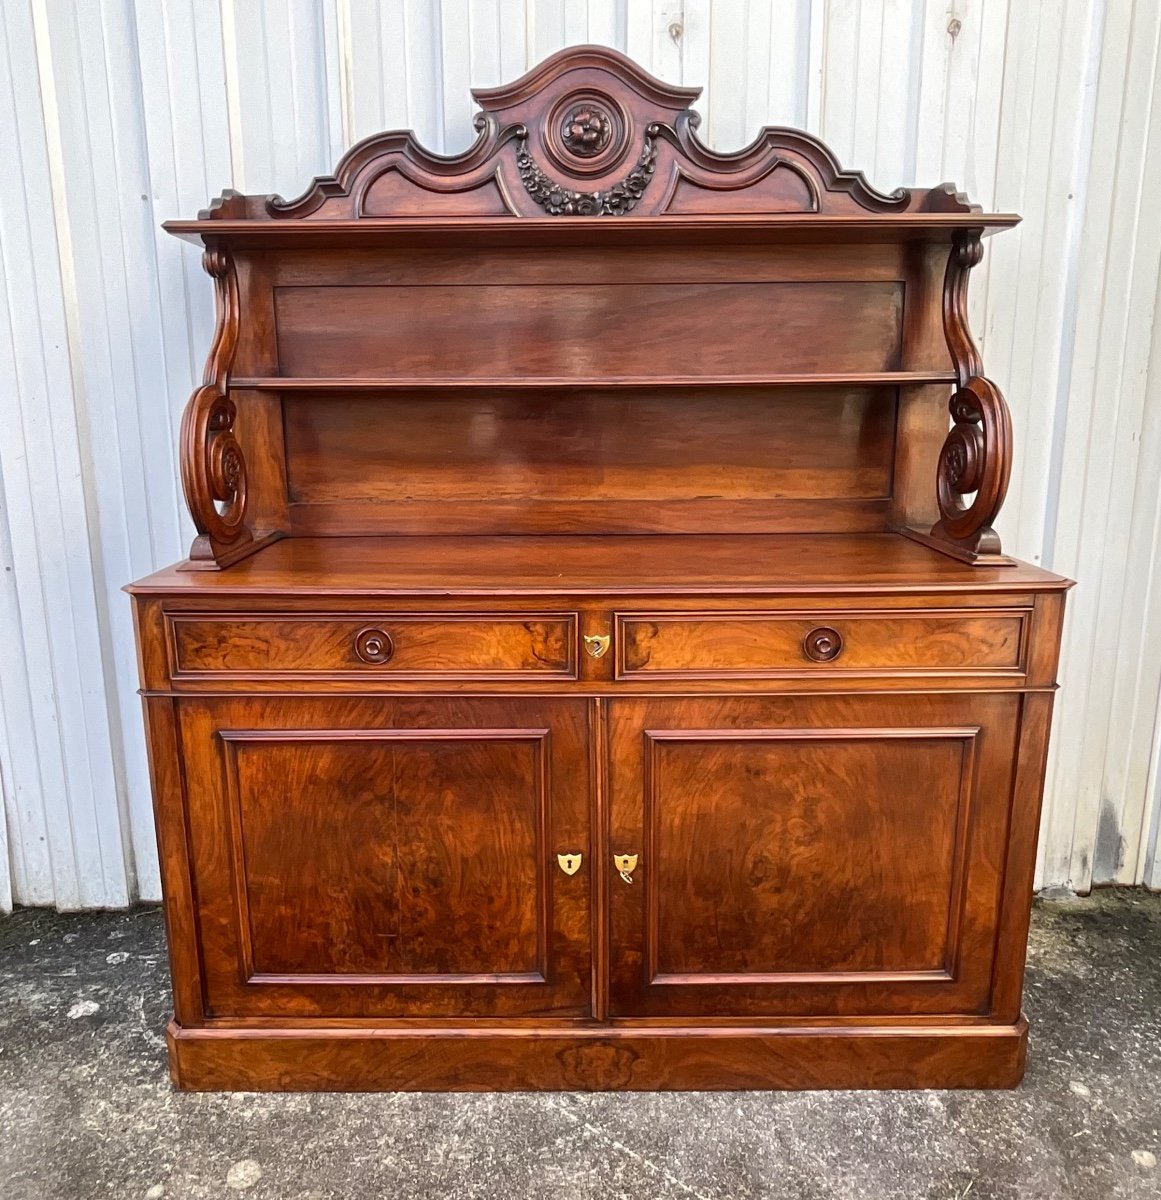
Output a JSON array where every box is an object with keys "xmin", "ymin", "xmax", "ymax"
[{"xmin": 516, "ymin": 125, "xmax": 659, "ymax": 215}]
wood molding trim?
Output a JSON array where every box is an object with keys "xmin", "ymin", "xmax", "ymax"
[{"xmin": 166, "ymin": 1017, "xmax": 1029, "ymax": 1092}]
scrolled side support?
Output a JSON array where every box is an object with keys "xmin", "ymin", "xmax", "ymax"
[
  {"xmin": 179, "ymin": 247, "xmax": 253, "ymax": 568},
  {"xmin": 943, "ymin": 229, "xmax": 984, "ymax": 388},
  {"xmin": 919, "ymin": 228, "xmax": 1014, "ymax": 563},
  {"xmin": 930, "ymin": 376, "xmax": 1012, "ymax": 558}
]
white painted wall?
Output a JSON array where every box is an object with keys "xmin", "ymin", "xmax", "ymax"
[{"xmin": 2, "ymin": 0, "xmax": 1160, "ymax": 909}]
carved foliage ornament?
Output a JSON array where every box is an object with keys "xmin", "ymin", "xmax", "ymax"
[{"xmin": 516, "ymin": 124, "xmax": 659, "ymax": 216}]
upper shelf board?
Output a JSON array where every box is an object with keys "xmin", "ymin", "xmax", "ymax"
[
  {"xmin": 229, "ymin": 371, "xmax": 959, "ymax": 391},
  {"xmin": 164, "ymin": 213, "xmax": 1020, "ymax": 249}
]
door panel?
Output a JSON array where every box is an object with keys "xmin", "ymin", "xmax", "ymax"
[
  {"xmin": 181, "ymin": 696, "xmax": 590, "ymax": 1018},
  {"xmin": 608, "ymin": 694, "xmax": 1020, "ymax": 1018},
  {"xmin": 646, "ymin": 729, "xmax": 972, "ymax": 977},
  {"xmin": 224, "ymin": 731, "xmax": 547, "ymax": 978}
]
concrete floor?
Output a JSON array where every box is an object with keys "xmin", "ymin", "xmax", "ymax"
[{"xmin": 1, "ymin": 893, "xmax": 1159, "ymax": 1200}]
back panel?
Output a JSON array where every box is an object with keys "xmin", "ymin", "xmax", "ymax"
[
  {"xmin": 283, "ymin": 386, "xmax": 897, "ymax": 535},
  {"xmin": 263, "ymin": 242, "xmax": 945, "ymax": 536},
  {"xmin": 274, "ymin": 280, "xmax": 904, "ymax": 379}
]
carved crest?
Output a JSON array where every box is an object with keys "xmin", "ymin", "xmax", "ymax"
[{"xmin": 256, "ymin": 45, "xmax": 977, "ymax": 221}]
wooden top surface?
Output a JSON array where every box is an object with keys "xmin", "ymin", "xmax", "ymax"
[{"xmin": 128, "ymin": 533, "xmax": 1070, "ymax": 597}]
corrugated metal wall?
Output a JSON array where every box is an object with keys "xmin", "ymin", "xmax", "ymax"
[{"xmin": 2, "ymin": 0, "xmax": 1160, "ymax": 909}]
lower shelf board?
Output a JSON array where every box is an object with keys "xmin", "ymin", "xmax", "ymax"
[{"xmin": 167, "ymin": 1017, "xmax": 1029, "ymax": 1092}]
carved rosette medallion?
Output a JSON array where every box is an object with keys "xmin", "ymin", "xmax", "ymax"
[
  {"xmin": 543, "ymin": 89, "xmax": 629, "ymax": 174},
  {"xmin": 561, "ymin": 104, "xmax": 612, "ymax": 157},
  {"xmin": 189, "ymin": 390, "xmax": 248, "ymax": 538}
]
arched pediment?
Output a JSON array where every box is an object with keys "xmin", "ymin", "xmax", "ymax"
[{"xmin": 248, "ymin": 45, "xmax": 979, "ymax": 221}]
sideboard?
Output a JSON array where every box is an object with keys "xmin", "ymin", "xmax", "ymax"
[{"xmin": 129, "ymin": 46, "xmax": 1071, "ymax": 1091}]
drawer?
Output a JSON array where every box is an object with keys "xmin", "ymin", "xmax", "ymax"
[
  {"xmin": 166, "ymin": 612, "xmax": 578, "ymax": 679},
  {"xmin": 615, "ymin": 608, "xmax": 1028, "ymax": 679}
]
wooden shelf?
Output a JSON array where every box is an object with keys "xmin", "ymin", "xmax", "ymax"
[
  {"xmin": 230, "ymin": 371, "xmax": 958, "ymax": 392},
  {"xmin": 164, "ymin": 213, "xmax": 1020, "ymax": 250}
]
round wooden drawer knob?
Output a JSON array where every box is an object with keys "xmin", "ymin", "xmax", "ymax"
[
  {"xmin": 803, "ymin": 626, "xmax": 843, "ymax": 662},
  {"xmin": 354, "ymin": 628, "xmax": 394, "ymax": 664}
]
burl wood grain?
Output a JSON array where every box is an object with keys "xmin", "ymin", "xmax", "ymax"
[
  {"xmin": 180, "ymin": 695, "xmax": 591, "ymax": 1019},
  {"xmin": 646, "ymin": 733, "xmax": 970, "ymax": 974},
  {"xmin": 226, "ymin": 732, "xmax": 546, "ymax": 976},
  {"xmin": 618, "ymin": 609, "xmax": 1026, "ymax": 678},
  {"xmin": 608, "ymin": 693, "xmax": 1019, "ymax": 1018},
  {"xmin": 169, "ymin": 613, "xmax": 576, "ymax": 678}
]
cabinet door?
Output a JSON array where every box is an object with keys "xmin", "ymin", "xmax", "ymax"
[
  {"xmin": 179, "ymin": 696, "xmax": 590, "ymax": 1018},
  {"xmin": 607, "ymin": 695, "xmax": 1020, "ymax": 1018}
]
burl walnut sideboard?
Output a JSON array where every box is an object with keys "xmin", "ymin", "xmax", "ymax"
[{"xmin": 129, "ymin": 46, "xmax": 1071, "ymax": 1092}]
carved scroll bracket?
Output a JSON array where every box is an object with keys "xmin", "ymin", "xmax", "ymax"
[
  {"xmin": 920, "ymin": 229, "xmax": 1014, "ymax": 562},
  {"xmin": 944, "ymin": 229, "xmax": 985, "ymax": 387},
  {"xmin": 931, "ymin": 376, "xmax": 1013, "ymax": 558},
  {"xmin": 178, "ymin": 247, "xmax": 253, "ymax": 568}
]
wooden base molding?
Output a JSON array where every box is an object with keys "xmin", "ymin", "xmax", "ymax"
[{"xmin": 167, "ymin": 1018, "xmax": 1029, "ymax": 1092}]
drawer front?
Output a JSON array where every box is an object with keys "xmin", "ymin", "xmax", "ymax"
[
  {"xmin": 167, "ymin": 612, "xmax": 578, "ymax": 680},
  {"xmin": 616, "ymin": 609, "xmax": 1028, "ymax": 679}
]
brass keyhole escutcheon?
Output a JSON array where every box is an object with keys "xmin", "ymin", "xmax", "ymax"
[
  {"xmin": 613, "ymin": 853, "xmax": 638, "ymax": 884},
  {"xmin": 556, "ymin": 852, "xmax": 583, "ymax": 876},
  {"xmin": 583, "ymin": 633, "xmax": 611, "ymax": 659}
]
